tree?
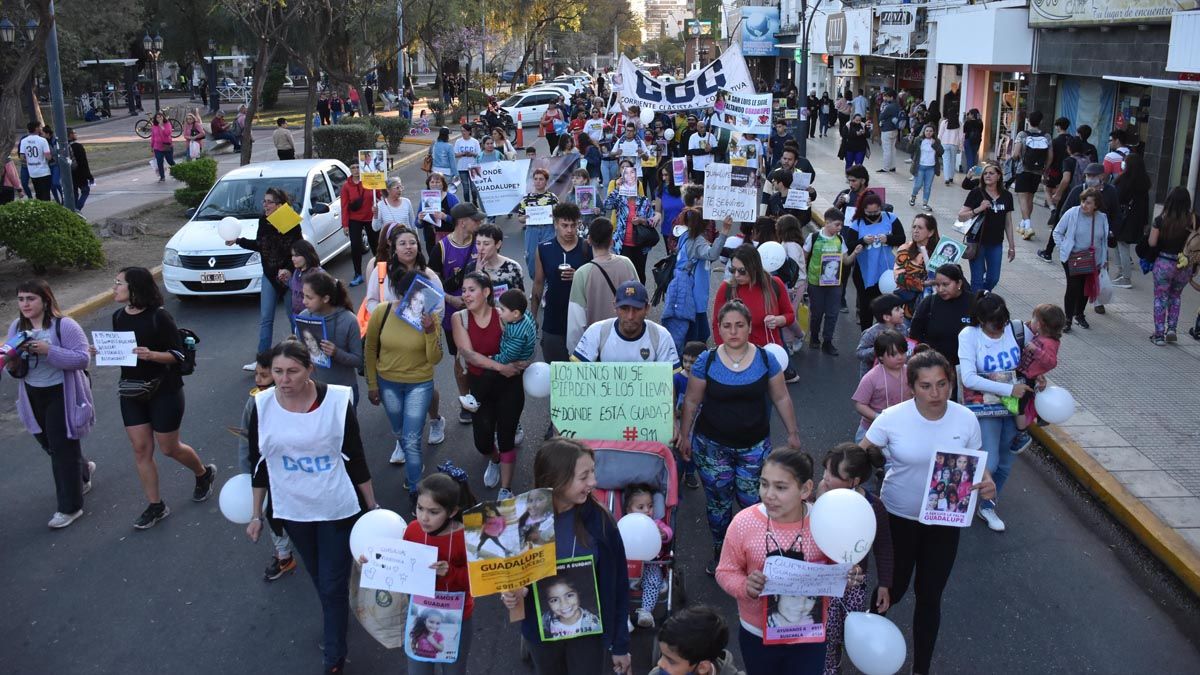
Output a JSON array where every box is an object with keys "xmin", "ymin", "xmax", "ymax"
[
  {"xmin": 493, "ymin": 0, "xmax": 589, "ymax": 85},
  {"xmin": 275, "ymin": 0, "xmax": 335, "ymax": 159},
  {"xmin": 0, "ymin": 1, "xmax": 53, "ymax": 159}
]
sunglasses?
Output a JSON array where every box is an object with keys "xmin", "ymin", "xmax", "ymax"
[{"xmin": 730, "ymin": 265, "xmax": 748, "ymax": 276}]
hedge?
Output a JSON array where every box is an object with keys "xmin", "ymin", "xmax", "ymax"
[
  {"xmin": 170, "ymin": 157, "xmax": 218, "ymax": 208},
  {"xmin": 369, "ymin": 115, "xmax": 410, "ymax": 154},
  {"xmin": 0, "ymin": 199, "xmax": 105, "ymax": 272},
  {"xmin": 313, "ymin": 125, "xmax": 379, "ymax": 166}
]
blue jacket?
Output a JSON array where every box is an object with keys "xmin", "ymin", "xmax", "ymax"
[
  {"xmin": 431, "ymin": 140, "xmax": 455, "ymax": 175},
  {"xmin": 520, "ymin": 499, "xmax": 631, "ymax": 656}
]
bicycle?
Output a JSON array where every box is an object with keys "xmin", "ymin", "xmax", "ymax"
[{"xmin": 134, "ymin": 107, "xmax": 184, "ymax": 139}]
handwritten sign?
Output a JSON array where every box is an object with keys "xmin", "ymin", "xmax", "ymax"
[
  {"xmin": 550, "ymin": 362, "xmax": 673, "ymax": 443},
  {"xmin": 784, "ymin": 187, "xmax": 810, "ymax": 210},
  {"xmin": 360, "ymin": 539, "xmax": 439, "ymax": 597},
  {"xmin": 525, "ymin": 204, "xmax": 553, "ymax": 225},
  {"xmin": 702, "ymin": 162, "xmax": 758, "ymax": 223},
  {"xmin": 469, "ymin": 159, "xmax": 530, "ymax": 217},
  {"xmin": 761, "ymin": 558, "xmax": 852, "ymax": 598},
  {"xmin": 91, "ymin": 331, "xmax": 137, "ymax": 366}
]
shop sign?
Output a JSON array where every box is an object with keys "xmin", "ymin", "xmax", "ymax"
[
  {"xmin": 1030, "ymin": 0, "xmax": 1198, "ymax": 28},
  {"xmin": 875, "ymin": 7, "xmax": 923, "ymax": 56},
  {"xmin": 842, "ymin": 8, "xmax": 874, "ymax": 56},
  {"xmin": 826, "ymin": 13, "xmax": 847, "ymax": 55},
  {"xmin": 833, "ymin": 56, "xmax": 861, "ymax": 78},
  {"xmin": 741, "ymin": 6, "xmax": 781, "ymax": 57},
  {"xmin": 687, "ymin": 20, "xmax": 713, "ymax": 37}
]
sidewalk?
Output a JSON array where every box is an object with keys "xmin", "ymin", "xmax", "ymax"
[{"xmin": 802, "ymin": 132, "xmax": 1200, "ymax": 594}]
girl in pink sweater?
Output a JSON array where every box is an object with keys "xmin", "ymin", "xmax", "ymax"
[
  {"xmin": 149, "ymin": 112, "xmax": 176, "ymax": 182},
  {"xmin": 715, "ymin": 447, "xmax": 862, "ymax": 674}
]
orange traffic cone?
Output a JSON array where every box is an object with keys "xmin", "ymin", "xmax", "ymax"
[{"xmin": 515, "ymin": 112, "xmax": 525, "ymax": 149}]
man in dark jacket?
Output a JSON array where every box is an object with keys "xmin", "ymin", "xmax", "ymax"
[{"xmin": 67, "ymin": 128, "xmax": 93, "ymax": 211}]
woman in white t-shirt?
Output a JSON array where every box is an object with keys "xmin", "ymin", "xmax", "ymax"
[
  {"xmin": 956, "ymin": 292, "xmax": 1036, "ymax": 534},
  {"xmin": 908, "ymin": 125, "xmax": 943, "ymax": 212},
  {"xmin": 860, "ymin": 347, "xmax": 994, "ymax": 675},
  {"xmin": 373, "ymin": 177, "xmax": 416, "ymax": 236}
]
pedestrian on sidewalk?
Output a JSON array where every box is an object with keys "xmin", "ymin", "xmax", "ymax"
[
  {"xmin": 961, "ymin": 109, "xmax": 983, "ymax": 172},
  {"xmin": 839, "ymin": 115, "xmax": 869, "ymax": 171},
  {"xmin": 272, "ymin": 118, "xmax": 296, "ymax": 160},
  {"xmin": 245, "ymin": 340, "xmax": 379, "ymax": 675},
  {"xmin": 908, "ymin": 125, "xmax": 943, "ymax": 211},
  {"xmin": 19, "ymin": 122, "xmax": 52, "ymax": 200},
  {"xmin": 6, "ymin": 280, "xmax": 96, "ymax": 529},
  {"xmin": 316, "ymin": 93, "xmax": 331, "ymax": 126},
  {"xmin": 182, "ymin": 112, "xmax": 206, "ymax": 160},
  {"xmin": 1113, "ymin": 152, "xmax": 1151, "ymax": 289},
  {"xmin": 107, "ymin": 267, "xmax": 216, "ymax": 529},
  {"xmin": 1147, "ymin": 187, "xmax": 1197, "ymax": 345},
  {"xmin": 844, "ymin": 193, "xmax": 905, "ymax": 331},
  {"xmin": 957, "ymin": 162, "xmax": 1015, "ymax": 292},
  {"xmin": 44, "ymin": 127, "xmax": 64, "ymax": 204},
  {"xmin": 1051, "ymin": 188, "xmax": 1110, "ymax": 331},
  {"xmin": 878, "ymin": 90, "xmax": 902, "ymax": 173},
  {"xmin": 1011, "ymin": 111, "xmax": 1050, "ymax": 239},
  {"xmin": 1038, "ymin": 162, "xmax": 1117, "ymax": 267},
  {"xmin": 67, "ymin": 129, "xmax": 93, "ymax": 211},
  {"xmin": 938, "ymin": 115, "xmax": 963, "ymax": 185}
]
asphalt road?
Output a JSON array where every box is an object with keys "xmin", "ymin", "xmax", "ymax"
[{"xmin": 2, "ymin": 149, "xmax": 1199, "ymax": 675}]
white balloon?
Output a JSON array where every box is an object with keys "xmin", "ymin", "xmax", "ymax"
[
  {"xmin": 218, "ymin": 473, "xmax": 255, "ymax": 524},
  {"xmin": 523, "ymin": 362, "xmax": 552, "ymax": 398},
  {"xmin": 725, "ymin": 235, "xmax": 744, "ymax": 252},
  {"xmin": 845, "ymin": 612, "xmax": 907, "ymax": 675},
  {"xmin": 217, "ymin": 216, "xmax": 241, "ymax": 242},
  {"xmin": 1035, "ymin": 386, "xmax": 1076, "ymax": 424},
  {"xmin": 664, "ymin": 128, "xmax": 675, "ymax": 141},
  {"xmin": 617, "ymin": 513, "xmax": 662, "ymax": 561},
  {"xmin": 758, "ymin": 241, "xmax": 787, "ymax": 273},
  {"xmin": 764, "ymin": 343, "xmax": 789, "ymax": 371},
  {"xmin": 877, "ymin": 269, "xmax": 898, "ymax": 294},
  {"xmin": 639, "ymin": 107, "xmax": 656, "ymax": 125},
  {"xmin": 810, "ymin": 488, "xmax": 877, "ymax": 564},
  {"xmin": 349, "ymin": 509, "xmax": 408, "ymax": 561}
]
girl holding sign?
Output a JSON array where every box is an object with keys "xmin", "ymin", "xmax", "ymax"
[
  {"xmin": 858, "ymin": 348, "xmax": 995, "ymax": 675},
  {"xmin": 501, "ymin": 439, "xmax": 631, "ymax": 675}
]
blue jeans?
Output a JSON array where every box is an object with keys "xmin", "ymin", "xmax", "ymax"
[
  {"xmin": 739, "ymin": 626, "xmax": 826, "ymax": 675},
  {"xmin": 978, "ymin": 415, "xmax": 1017, "ymax": 510},
  {"xmin": 942, "ymin": 145, "xmax": 960, "ymax": 182},
  {"xmin": 962, "ymin": 138, "xmax": 979, "ymax": 172},
  {"xmin": 377, "ymin": 377, "xmax": 435, "ymax": 488},
  {"xmin": 524, "ymin": 224, "xmax": 555, "ymax": 282},
  {"xmin": 74, "ymin": 181, "xmax": 90, "ymax": 210},
  {"xmin": 153, "ymin": 147, "xmax": 176, "ymax": 180},
  {"xmin": 258, "ymin": 275, "xmax": 292, "ymax": 354},
  {"xmin": 969, "ymin": 243, "xmax": 1004, "ymax": 292},
  {"xmin": 911, "ymin": 165, "xmax": 935, "ymax": 202},
  {"xmin": 457, "ymin": 170, "xmax": 476, "ymax": 204},
  {"xmin": 844, "ymin": 150, "xmax": 865, "ymax": 170},
  {"xmin": 283, "ymin": 518, "xmax": 354, "ymax": 668}
]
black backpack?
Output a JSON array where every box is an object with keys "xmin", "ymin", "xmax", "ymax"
[
  {"xmin": 774, "ymin": 256, "xmax": 801, "ymax": 289},
  {"xmin": 113, "ymin": 307, "xmax": 199, "ymax": 376},
  {"xmin": 1021, "ymin": 130, "xmax": 1050, "ymax": 174}
]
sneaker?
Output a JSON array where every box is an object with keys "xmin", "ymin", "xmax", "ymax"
[
  {"xmin": 458, "ymin": 408, "xmax": 473, "ymax": 424},
  {"xmin": 821, "ymin": 341, "xmax": 839, "ymax": 356},
  {"xmin": 1036, "ymin": 250, "xmax": 1053, "ymax": 263},
  {"xmin": 1074, "ymin": 315, "xmax": 1090, "ymax": 329},
  {"xmin": 514, "ymin": 424, "xmax": 525, "ymax": 446},
  {"xmin": 636, "ymin": 608, "xmax": 655, "ymax": 628},
  {"xmin": 944, "ymin": 179, "xmax": 953, "ymax": 186},
  {"xmin": 908, "ymin": 195, "xmax": 916, "ymax": 206},
  {"xmin": 1166, "ymin": 330, "xmax": 1178, "ymax": 344},
  {"xmin": 1189, "ymin": 327, "xmax": 1200, "ymax": 341},
  {"xmin": 839, "ymin": 305, "xmax": 849, "ymax": 314},
  {"xmin": 82, "ymin": 461, "xmax": 96, "ymax": 496},
  {"xmin": 977, "ymin": 507, "xmax": 1006, "ymax": 532},
  {"xmin": 264, "ymin": 555, "xmax": 297, "ymax": 581},
  {"xmin": 133, "ymin": 502, "xmax": 170, "ymax": 529},
  {"xmin": 1150, "ymin": 334, "xmax": 1166, "ymax": 346},
  {"xmin": 1022, "ymin": 228, "xmax": 1036, "ymax": 240},
  {"xmin": 497, "ymin": 487, "xmax": 514, "ymax": 501},
  {"xmin": 1112, "ymin": 277, "xmax": 1133, "ymax": 289},
  {"xmin": 192, "ymin": 464, "xmax": 217, "ymax": 502},
  {"xmin": 1012, "ymin": 431, "xmax": 1032, "ymax": 454},
  {"xmin": 783, "ymin": 368, "xmax": 800, "ymax": 384},
  {"xmin": 348, "ymin": 274, "xmax": 364, "ymax": 287},
  {"xmin": 877, "ymin": 168, "xmax": 890, "ymax": 173},
  {"xmin": 922, "ymin": 203, "xmax": 932, "ymax": 212},
  {"xmin": 1093, "ymin": 305, "xmax": 1105, "ymax": 315},
  {"xmin": 684, "ymin": 472, "xmax": 701, "ymax": 490},
  {"xmin": 889, "ymin": 168, "xmax": 897, "ymax": 172},
  {"xmin": 427, "ymin": 416, "xmax": 446, "ymax": 445},
  {"xmin": 484, "ymin": 460, "xmax": 501, "ymax": 489},
  {"xmin": 242, "ymin": 362, "xmax": 257, "ymax": 371},
  {"xmin": 1063, "ymin": 321, "xmax": 1072, "ymax": 334},
  {"xmin": 390, "ymin": 440, "xmax": 407, "ymax": 464},
  {"xmin": 458, "ymin": 394, "xmax": 481, "ymax": 412},
  {"xmin": 48, "ymin": 510, "xmax": 83, "ymax": 529}
]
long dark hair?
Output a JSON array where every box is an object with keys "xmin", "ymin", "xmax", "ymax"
[
  {"xmin": 386, "ymin": 226, "xmax": 429, "ymax": 297},
  {"xmin": 120, "ymin": 266, "xmax": 163, "ymax": 309},
  {"xmin": 291, "ymin": 239, "xmax": 320, "ymax": 271},
  {"xmin": 417, "ymin": 472, "xmax": 477, "ymax": 523},
  {"xmin": 725, "ymin": 244, "xmax": 777, "ymax": 315},
  {"xmin": 1159, "ymin": 186, "xmax": 1195, "ymax": 243},
  {"xmin": 303, "ymin": 270, "xmax": 353, "ymax": 311},
  {"xmin": 658, "ymin": 163, "xmax": 681, "ymax": 199},
  {"xmin": 903, "ymin": 213, "xmax": 940, "ymax": 257},
  {"xmin": 534, "ymin": 438, "xmax": 612, "ymax": 547},
  {"xmin": 1116, "ymin": 152, "xmax": 1151, "ymax": 193},
  {"xmin": 16, "ymin": 279, "xmax": 62, "ymax": 331}
]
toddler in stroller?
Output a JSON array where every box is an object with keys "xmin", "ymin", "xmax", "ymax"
[{"xmin": 624, "ymin": 484, "xmax": 674, "ymax": 628}]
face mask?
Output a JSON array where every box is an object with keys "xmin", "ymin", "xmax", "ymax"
[
  {"xmin": 1085, "ymin": 177, "xmax": 1101, "ymax": 188},
  {"xmin": 865, "ymin": 212, "xmax": 882, "ymax": 223}
]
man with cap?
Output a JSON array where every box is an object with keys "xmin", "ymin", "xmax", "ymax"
[
  {"xmin": 210, "ymin": 111, "xmax": 241, "ymax": 151},
  {"xmin": 571, "ymin": 279, "xmax": 680, "ymax": 367}
]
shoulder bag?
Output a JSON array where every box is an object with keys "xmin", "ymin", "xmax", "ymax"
[{"xmin": 1067, "ymin": 214, "xmax": 1097, "ymax": 276}]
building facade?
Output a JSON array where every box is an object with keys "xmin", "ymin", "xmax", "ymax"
[{"xmin": 645, "ymin": 0, "xmax": 689, "ymax": 41}]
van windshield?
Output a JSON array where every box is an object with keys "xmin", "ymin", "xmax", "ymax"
[{"xmin": 193, "ymin": 177, "xmax": 306, "ymax": 220}]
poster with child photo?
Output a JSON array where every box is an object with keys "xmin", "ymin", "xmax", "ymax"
[
  {"xmin": 761, "ymin": 592, "xmax": 826, "ymax": 644},
  {"xmin": 534, "ymin": 556, "xmax": 604, "ymax": 641},
  {"xmin": 918, "ymin": 448, "xmax": 987, "ymax": 527},
  {"xmin": 396, "ymin": 274, "xmax": 444, "ymax": 332},
  {"xmin": 463, "ymin": 488, "xmax": 557, "ymax": 595},
  {"xmin": 293, "ymin": 316, "xmax": 332, "ymax": 368},
  {"xmin": 403, "ymin": 591, "xmax": 466, "ymax": 664}
]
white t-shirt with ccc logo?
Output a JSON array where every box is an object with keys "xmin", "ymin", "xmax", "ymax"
[{"xmin": 19, "ymin": 134, "xmax": 52, "ymax": 178}]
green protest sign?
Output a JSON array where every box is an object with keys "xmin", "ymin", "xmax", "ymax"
[{"xmin": 549, "ymin": 362, "xmax": 674, "ymax": 443}]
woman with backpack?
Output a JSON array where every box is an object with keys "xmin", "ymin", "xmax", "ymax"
[
  {"xmin": 1147, "ymin": 187, "xmax": 1197, "ymax": 345},
  {"xmin": 661, "ymin": 210, "xmax": 732, "ymax": 355},
  {"xmin": 107, "ymin": 267, "xmax": 215, "ymax": 530},
  {"xmin": 6, "ymin": 280, "xmax": 96, "ymax": 529}
]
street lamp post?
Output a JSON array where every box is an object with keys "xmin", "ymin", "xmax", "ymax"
[
  {"xmin": 794, "ymin": 0, "xmax": 823, "ymax": 156},
  {"xmin": 143, "ymin": 32, "xmax": 164, "ymax": 113},
  {"xmin": 208, "ymin": 39, "xmax": 220, "ymax": 114}
]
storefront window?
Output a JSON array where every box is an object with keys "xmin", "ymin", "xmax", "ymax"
[
  {"xmin": 1169, "ymin": 92, "xmax": 1196, "ymax": 191},
  {"xmin": 991, "ymin": 73, "xmax": 1027, "ymax": 161},
  {"xmin": 1115, "ymin": 84, "xmax": 1152, "ymax": 147}
]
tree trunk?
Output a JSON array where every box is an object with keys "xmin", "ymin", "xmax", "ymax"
[
  {"xmin": 239, "ymin": 42, "xmax": 274, "ymax": 166},
  {"xmin": 0, "ymin": 27, "xmax": 49, "ymax": 163},
  {"xmin": 304, "ymin": 68, "xmax": 318, "ymax": 159}
]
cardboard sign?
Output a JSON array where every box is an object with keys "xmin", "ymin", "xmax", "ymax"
[
  {"xmin": 702, "ymin": 163, "xmax": 758, "ymax": 222},
  {"xmin": 463, "ymin": 488, "xmax": 557, "ymax": 596},
  {"xmin": 91, "ymin": 331, "xmax": 137, "ymax": 366},
  {"xmin": 267, "ymin": 203, "xmax": 302, "ymax": 233},
  {"xmin": 549, "ymin": 361, "xmax": 673, "ymax": 443}
]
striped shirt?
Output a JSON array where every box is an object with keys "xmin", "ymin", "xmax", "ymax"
[{"xmin": 496, "ymin": 313, "xmax": 536, "ymax": 364}]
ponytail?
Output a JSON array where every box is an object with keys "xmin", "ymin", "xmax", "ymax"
[{"xmin": 303, "ymin": 270, "xmax": 353, "ymax": 311}]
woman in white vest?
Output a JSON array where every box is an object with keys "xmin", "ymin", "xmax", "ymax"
[{"xmin": 245, "ymin": 340, "xmax": 379, "ymax": 675}]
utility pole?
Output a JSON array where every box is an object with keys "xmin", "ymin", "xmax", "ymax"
[
  {"xmin": 613, "ymin": 23, "xmax": 618, "ymax": 68},
  {"xmin": 396, "ymin": 0, "xmax": 405, "ymax": 93},
  {"xmin": 44, "ymin": 2, "xmax": 75, "ymax": 210},
  {"xmin": 795, "ymin": 0, "xmax": 822, "ymax": 157}
]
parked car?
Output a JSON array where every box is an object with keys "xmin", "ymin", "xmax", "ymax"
[
  {"xmin": 498, "ymin": 70, "xmax": 519, "ymax": 84},
  {"xmin": 162, "ymin": 159, "xmax": 351, "ymax": 297},
  {"xmin": 496, "ymin": 89, "xmax": 563, "ymax": 127}
]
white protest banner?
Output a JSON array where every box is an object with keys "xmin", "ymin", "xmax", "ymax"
[
  {"xmin": 470, "ymin": 159, "xmax": 530, "ymax": 217},
  {"xmin": 360, "ymin": 538, "xmax": 439, "ymax": 597},
  {"xmin": 712, "ymin": 89, "xmax": 773, "ymax": 135},
  {"xmin": 702, "ymin": 163, "xmax": 758, "ymax": 222},
  {"xmin": 91, "ymin": 331, "xmax": 137, "ymax": 366},
  {"xmin": 525, "ymin": 204, "xmax": 553, "ymax": 225},
  {"xmin": 550, "ymin": 362, "xmax": 674, "ymax": 443},
  {"xmin": 761, "ymin": 558, "xmax": 853, "ymax": 598},
  {"xmin": 784, "ymin": 188, "xmax": 810, "ymax": 210},
  {"xmin": 617, "ymin": 43, "xmax": 755, "ymax": 113}
]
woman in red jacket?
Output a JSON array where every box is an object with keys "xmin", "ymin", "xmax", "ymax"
[
  {"xmin": 341, "ymin": 164, "xmax": 382, "ymax": 286},
  {"xmin": 712, "ymin": 244, "xmax": 796, "ymax": 349}
]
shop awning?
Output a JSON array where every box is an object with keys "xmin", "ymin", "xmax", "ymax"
[{"xmin": 1102, "ymin": 75, "xmax": 1200, "ymax": 92}]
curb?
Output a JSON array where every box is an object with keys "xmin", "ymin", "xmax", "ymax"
[
  {"xmin": 63, "ymin": 266, "xmax": 163, "ymax": 321},
  {"xmin": 1031, "ymin": 423, "xmax": 1200, "ymax": 597}
]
